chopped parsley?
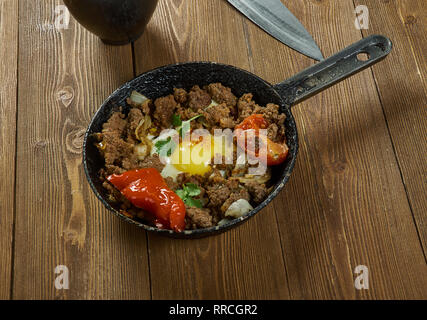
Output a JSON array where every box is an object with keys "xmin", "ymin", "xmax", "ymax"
[
  {"xmin": 154, "ymin": 136, "xmax": 176, "ymax": 157},
  {"xmin": 171, "ymin": 114, "xmax": 203, "ymax": 137},
  {"xmin": 176, "ymin": 183, "xmax": 203, "ymax": 208},
  {"xmin": 172, "ymin": 114, "xmax": 182, "ymax": 127}
]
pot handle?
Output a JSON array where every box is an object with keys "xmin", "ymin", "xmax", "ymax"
[{"xmin": 273, "ymin": 35, "xmax": 392, "ymax": 106}]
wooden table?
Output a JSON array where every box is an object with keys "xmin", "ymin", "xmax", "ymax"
[{"xmin": 0, "ymin": 0, "xmax": 426, "ymax": 300}]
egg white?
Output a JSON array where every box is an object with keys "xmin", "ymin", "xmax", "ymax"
[{"xmin": 148, "ymin": 130, "xmax": 185, "ymax": 181}]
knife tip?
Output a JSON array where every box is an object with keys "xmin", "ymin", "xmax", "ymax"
[
  {"xmin": 311, "ymin": 49, "xmax": 324, "ymax": 61},
  {"xmin": 298, "ymin": 43, "xmax": 324, "ymax": 61}
]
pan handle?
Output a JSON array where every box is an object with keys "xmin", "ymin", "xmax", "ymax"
[{"xmin": 273, "ymin": 35, "xmax": 392, "ymax": 106}]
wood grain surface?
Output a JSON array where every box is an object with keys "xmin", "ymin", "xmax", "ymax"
[
  {"xmin": 0, "ymin": 0, "xmax": 425, "ymax": 299},
  {"xmin": 0, "ymin": 0, "xmax": 18, "ymax": 300},
  {"xmin": 255, "ymin": 0, "xmax": 427, "ymax": 299},
  {"xmin": 353, "ymin": 0, "xmax": 427, "ymax": 253},
  {"xmin": 13, "ymin": 0, "xmax": 150, "ymax": 299}
]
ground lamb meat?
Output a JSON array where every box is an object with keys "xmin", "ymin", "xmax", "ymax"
[
  {"xmin": 153, "ymin": 94, "xmax": 178, "ymax": 129},
  {"xmin": 225, "ymin": 178, "xmax": 241, "ymax": 192},
  {"xmin": 173, "ymin": 88, "xmax": 188, "ymax": 104},
  {"xmin": 261, "ymin": 104, "xmax": 286, "ymax": 143},
  {"xmin": 188, "ymin": 85, "xmax": 212, "ymax": 111},
  {"xmin": 260, "ymin": 103, "xmax": 286, "ymax": 126},
  {"xmin": 206, "ymin": 184, "xmax": 231, "ymax": 208},
  {"xmin": 139, "ymin": 154, "xmax": 165, "ymax": 173},
  {"xmin": 244, "ymin": 181, "xmax": 268, "ymax": 204},
  {"xmin": 208, "ymin": 168, "xmax": 227, "ymax": 185},
  {"xmin": 221, "ymin": 188, "xmax": 251, "ymax": 213},
  {"xmin": 100, "ymin": 178, "xmax": 138, "ymax": 214},
  {"xmin": 219, "ymin": 117, "xmax": 236, "ymax": 129},
  {"xmin": 101, "ymin": 132, "xmax": 135, "ymax": 168},
  {"xmin": 201, "ymin": 103, "xmax": 235, "ymax": 129},
  {"xmin": 102, "ymin": 111, "xmax": 127, "ymax": 133},
  {"xmin": 267, "ymin": 123, "xmax": 279, "ymax": 141},
  {"xmin": 206, "ymin": 83, "xmax": 237, "ymax": 110},
  {"xmin": 186, "ymin": 206, "xmax": 213, "ymax": 229},
  {"xmin": 175, "ymin": 104, "xmax": 200, "ymax": 121},
  {"xmin": 126, "ymin": 98, "xmax": 151, "ymax": 115},
  {"xmin": 237, "ymin": 93, "xmax": 261, "ymax": 122},
  {"xmin": 206, "ymin": 178, "xmax": 244, "ymax": 211},
  {"xmin": 100, "ymin": 111, "xmax": 139, "ymax": 171},
  {"xmin": 101, "ymin": 179, "xmax": 124, "ymax": 204},
  {"xmin": 164, "ymin": 176, "xmax": 179, "ymax": 191},
  {"xmin": 126, "ymin": 108, "xmax": 144, "ymax": 143},
  {"xmin": 268, "ymin": 123, "xmax": 286, "ymax": 143},
  {"xmin": 104, "ymin": 164, "xmax": 126, "ymax": 175},
  {"xmin": 120, "ymin": 154, "xmax": 140, "ymax": 171},
  {"xmin": 176, "ymin": 173, "xmax": 206, "ymax": 187}
]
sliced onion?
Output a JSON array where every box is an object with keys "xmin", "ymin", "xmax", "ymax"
[
  {"xmin": 130, "ymin": 90, "xmax": 149, "ymax": 106},
  {"xmin": 135, "ymin": 115, "xmax": 152, "ymax": 141},
  {"xmin": 204, "ymin": 99, "xmax": 219, "ymax": 110},
  {"xmin": 236, "ymin": 168, "xmax": 271, "ymax": 184},
  {"xmin": 225, "ymin": 199, "xmax": 253, "ymax": 218},
  {"xmin": 96, "ymin": 141, "xmax": 106, "ymax": 151},
  {"xmin": 135, "ymin": 143, "xmax": 149, "ymax": 160}
]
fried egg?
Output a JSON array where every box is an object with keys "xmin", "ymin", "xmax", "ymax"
[{"xmin": 149, "ymin": 130, "xmax": 230, "ymax": 181}]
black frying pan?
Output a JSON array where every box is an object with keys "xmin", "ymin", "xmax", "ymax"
[{"xmin": 83, "ymin": 35, "xmax": 392, "ymax": 238}]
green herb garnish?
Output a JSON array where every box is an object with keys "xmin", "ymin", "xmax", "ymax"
[
  {"xmin": 176, "ymin": 183, "xmax": 203, "ymax": 208},
  {"xmin": 183, "ymin": 183, "xmax": 201, "ymax": 197},
  {"xmin": 175, "ymin": 189, "xmax": 187, "ymax": 199},
  {"xmin": 172, "ymin": 114, "xmax": 203, "ymax": 137},
  {"xmin": 154, "ymin": 136, "xmax": 176, "ymax": 157},
  {"xmin": 184, "ymin": 197, "xmax": 203, "ymax": 208},
  {"xmin": 172, "ymin": 114, "xmax": 182, "ymax": 127}
]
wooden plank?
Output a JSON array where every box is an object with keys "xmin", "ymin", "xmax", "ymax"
[
  {"xmin": 13, "ymin": 0, "xmax": 150, "ymax": 299},
  {"xmin": 0, "ymin": 0, "xmax": 18, "ymax": 300},
  {"xmin": 244, "ymin": 0, "xmax": 427, "ymax": 298},
  {"xmin": 134, "ymin": 0, "xmax": 290, "ymax": 299},
  {"xmin": 354, "ymin": 0, "xmax": 427, "ymax": 253}
]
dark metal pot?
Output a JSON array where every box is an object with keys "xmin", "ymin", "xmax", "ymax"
[
  {"xmin": 83, "ymin": 35, "xmax": 392, "ymax": 238},
  {"xmin": 64, "ymin": 0, "xmax": 159, "ymax": 45}
]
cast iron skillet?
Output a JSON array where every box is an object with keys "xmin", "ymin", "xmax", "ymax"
[{"xmin": 83, "ymin": 35, "xmax": 392, "ymax": 238}]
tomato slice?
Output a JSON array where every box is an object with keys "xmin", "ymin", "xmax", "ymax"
[
  {"xmin": 235, "ymin": 114, "xmax": 289, "ymax": 166},
  {"xmin": 267, "ymin": 139, "xmax": 289, "ymax": 165},
  {"xmin": 236, "ymin": 114, "xmax": 269, "ymax": 131}
]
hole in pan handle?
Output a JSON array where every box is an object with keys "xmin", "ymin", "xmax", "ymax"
[{"xmin": 273, "ymin": 35, "xmax": 393, "ymax": 107}]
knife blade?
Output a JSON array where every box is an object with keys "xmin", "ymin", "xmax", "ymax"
[{"xmin": 227, "ymin": 0, "xmax": 324, "ymax": 61}]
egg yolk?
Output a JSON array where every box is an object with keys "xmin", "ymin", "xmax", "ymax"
[{"xmin": 170, "ymin": 134, "xmax": 229, "ymax": 176}]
